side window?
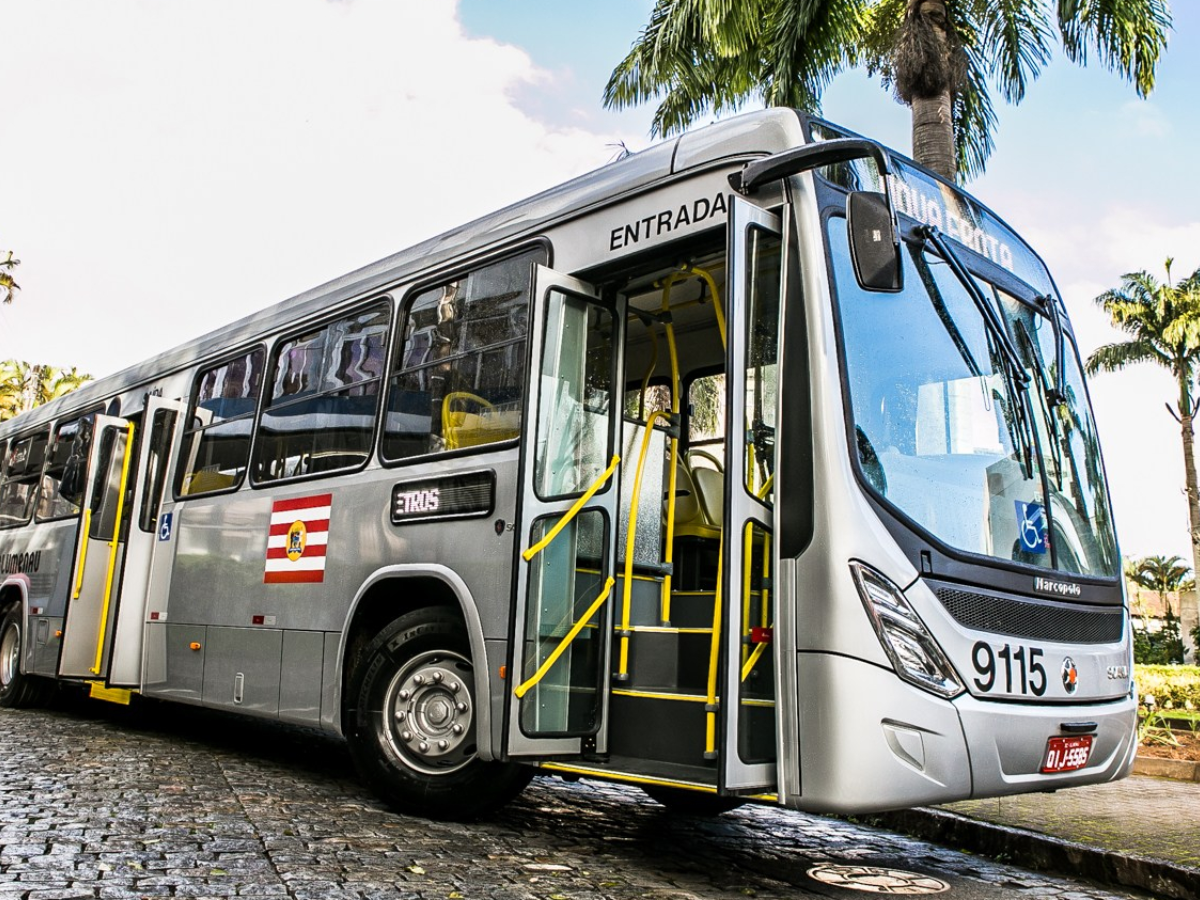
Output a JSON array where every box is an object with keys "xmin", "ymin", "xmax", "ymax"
[
  {"xmin": 254, "ymin": 302, "xmax": 390, "ymax": 484},
  {"xmin": 687, "ymin": 373, "xmax": 726, "ymax": 454},
  {"xmin": 175, "ymin": 348, "xmax": 266, "ymax": 497},
  {"xmin": 38, "ymin": 412, "xmax": 98, "ymax": 521},
  {"xmin": 381, "ymin": 247, "xmax": 545, "ymax": 461},
  {"xmin": 0, "ymin": 432, "xmax": 49, "ymax": 527},
  {"xmin": 139, "ymin": 408, "xmax": 179, "ymax": 532}
]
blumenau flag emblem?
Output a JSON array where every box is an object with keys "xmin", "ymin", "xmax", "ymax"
[{"xmin": 264, "ymin": 494, "xmax": 331, "ymax": 584}]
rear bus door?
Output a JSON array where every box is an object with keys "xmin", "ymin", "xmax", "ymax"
[
  {"xmin": 107, "ymin": 396, "xmax": 185, "ymax": 686},
  {"xmin": 505, "ymin": 266, "xmax": 624, "ymax": 758},
  {"xmin": 719, "ymin": 195, "xmax": 786, "ymax": 793},
  {"xmin": 58, "ymin": 415, "xmax": 137, "ymax": 679}
]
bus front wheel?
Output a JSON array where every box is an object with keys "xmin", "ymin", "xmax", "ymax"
[
  {"xmin": 344, "ymin": 608, "xmax": 531, "ymax": 820},
  {"xmin": 0, "ymin": 606, "xmax": 52, "ymax": 709}
]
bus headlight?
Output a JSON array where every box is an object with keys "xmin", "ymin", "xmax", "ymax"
[{"xmin": 850, "ymin": 562, "xmax": 965, "ymax": 699}]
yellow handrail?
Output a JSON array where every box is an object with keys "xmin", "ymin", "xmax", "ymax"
[
  {"xmin": 616, "ymin": 410, "xmax": 671, "ymax": 678},
  {"xmin": 704, "ymin": 543, "xmax": 724, "ymax": 758},
  {"xmin": 522, "ymin": 454, "xmax": 620, "ymax": 562},
  {"xmin": 658, "ymin": 276, "xmax": 684, "ymax": 625},
  {"xmin": 741, "ymin": 640, "xmax": 768, "ymax": 683},
  {"xmin": 72, "ymin": 508, "xmax": 92, "ymax": 600},
  {"xmin": 686, "ymin": 265, "xmax": 726, "ymax": 350},
  {"xmin": 92, "ymin": 421, "xmax": 136, "ymax": 675},
  {"xmin": 514, "ymin": 576, "xmax": 615, "ymax": 699}
]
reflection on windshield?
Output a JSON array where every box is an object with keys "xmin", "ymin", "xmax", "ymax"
[
  {"xmin": 829, "ymin": 220, "xmax": 1118, "ymax": 579},
  {"xmin": 996, "ymin": 290, "xmax": 1119, "ymax": 577}
]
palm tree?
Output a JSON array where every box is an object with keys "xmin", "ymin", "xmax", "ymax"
[
  {"xmin": 0, "ymin": 360, "xmax": 92, "ymax": 421},
  {"xmin": 1088, "ymin": 260, "xmax": 1200, "ymax": 641},
  {"xmin": 1125, "ymin": 554, "xmax": 1191, "ymax": 664},
  {"xmin": 1126, "ymin": 554, "xmax": 1192, "ymax": 610},
  {"xmin": 0, "ymin": 250, "xmax": 19, "ymax": 304},
  {"xmin": 604, "ymin": 1, "xmax": 1171, "ymax": 181}
]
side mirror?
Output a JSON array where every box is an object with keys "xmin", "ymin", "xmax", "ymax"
[{"xmin": 847, "ymin": 191, "xmax": 903, "ymax": 292}]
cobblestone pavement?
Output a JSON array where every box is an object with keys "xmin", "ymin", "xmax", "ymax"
[{"xmin": 0, "ymin": 699, "xmax": 1161, "ymax": 900}]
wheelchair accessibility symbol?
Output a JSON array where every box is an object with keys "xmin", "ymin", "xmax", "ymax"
[
  {"xmin": 1014, "ymin": 501, "xmax": 1047, "ymax": 554},
  {"xmin": 158, "ymin": 512, "xmax": 173, "ymax": 542}
]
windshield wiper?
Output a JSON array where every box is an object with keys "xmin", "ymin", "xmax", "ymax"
[
  {"xmin": 1038, "ymin": 291, "xmax": 1069, "ymax": 408},
  {"xmin": 917, "ymin": 226, "xmax": 1030, "ymax": 391},
  {"xmin": 917, "ymin": 225, "xmax": 1036, "ymax": 476}
]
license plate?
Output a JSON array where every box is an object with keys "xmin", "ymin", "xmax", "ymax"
[{"xmin": 1041, "ymin": 735, "xmax": 1093, "ymax": 773}]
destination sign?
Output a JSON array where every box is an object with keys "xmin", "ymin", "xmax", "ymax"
[
  {"xmin": 390, "ymin": 470, "xmax": 495, "ymax": 525},
  {"xmin": 811, "ymin": 122, "xmax": 1054, "ymax": 295}
]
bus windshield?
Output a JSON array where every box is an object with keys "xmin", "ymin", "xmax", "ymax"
[{"xmin": 828, "ymin": 219, "xmax": 1119, "ymax": 580}]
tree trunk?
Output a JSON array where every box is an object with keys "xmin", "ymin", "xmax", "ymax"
[
  {"xmin": 911, "ymin": 91, "xmax": 956, "ymax": 182},
  {"xmin": 897, "ymin": 0, "xmax": 958, "ymax": 182},
  {"xmin": 1177, "ymin": 374, "xmax": 1200, "ymax": 663}
]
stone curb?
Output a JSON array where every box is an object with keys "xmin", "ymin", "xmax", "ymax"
[
  {"xmin": 866, "ymin": 807, "xmax": 1200, "ymax": 900},
  {"xmin": 1133, "ymin": 754, "xmax": 1200, "ymax": 782}
]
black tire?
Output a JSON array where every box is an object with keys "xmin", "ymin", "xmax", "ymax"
[
  {"xmin": 641, "ymin": 784, "xmax": 745, "ymax": 816},
  {"xmin": 0, "ymin": 605, "xmax": 53, "ymax": 709},
  {"xmin": 344, "ymin": 608, "xmax": 532, "ymax": 821}
]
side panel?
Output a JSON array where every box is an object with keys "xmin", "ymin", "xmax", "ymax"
[{"xmin": 202, "ymin": 626, "xmax": 283, "ymax": 715}]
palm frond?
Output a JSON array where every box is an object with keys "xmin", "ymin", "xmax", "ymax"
[
  {"xmin": 980, "ymin": 0, "xmax": 1053, "ymax": 103},
  {"xmin": 1058, "ymin": 0, "xmax": 1172, "ymax": 98},
  {"xmin": 1084, "ymin": 339, "xmax": 1167, "ymax": 375}
]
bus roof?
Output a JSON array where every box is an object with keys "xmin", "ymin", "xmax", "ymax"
[{"xmin": 6, "ymin": 108, "xmax": 811, "ymax": 433}]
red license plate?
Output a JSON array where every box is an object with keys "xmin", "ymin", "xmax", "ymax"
[{"xmin": 1041, "ymin": 735, "xmax": 1093, "ymax": 773}]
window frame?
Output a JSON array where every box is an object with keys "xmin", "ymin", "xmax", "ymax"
[
  {"xmin": 36, "ymin": 405, "xmax": 106, "ymax": 523},
  {"xmin": 378, "ymin": 243, "xmax": 549, "ymax": 468},
  {"xmin": 249, "ymin": 297, "xmax": 393, "ymax": 488},
  {"xmin": 0, "ymin": 429, "xmax": 51, "ymax": 529},
  {"xmin": 173, "ymin": 344, "xmax": 268, "ymax": 500}
]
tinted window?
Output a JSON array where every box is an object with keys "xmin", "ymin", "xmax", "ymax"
[
  {"xmin": 254, "ymin": 302, "xmax": 390, "ymax": 483},
  {"xmin": 0, "ymin": 432, "xmax": 49, "ymax": 527},
  {"xmin": 382, "ymin": 248, "xmax": 544, "ymax": 460},
  {"xmin": 38, "ymin": 413, "xmax": 98, "ymax": 521},
  {"xmin": 176, "ymin": 349, "xmax": 265, "ymax": 496}
]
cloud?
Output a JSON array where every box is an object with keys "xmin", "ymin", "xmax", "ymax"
[
  {"xmin": 0, "ymin": 0, "xmax": 639, "ymax": 376},
  {"xmin": 1119, "ymin": 99, "xmax": 1172, "ymax": 140}
]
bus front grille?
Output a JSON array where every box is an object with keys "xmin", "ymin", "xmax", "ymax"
[{"xmin": 935, "ymin": 588, "xmax": 1125, "ymax": 644}]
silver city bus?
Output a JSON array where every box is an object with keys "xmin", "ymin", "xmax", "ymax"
[{"xmin": 0, "ymin": 108, "xmax": 1134, "ymax": 820}]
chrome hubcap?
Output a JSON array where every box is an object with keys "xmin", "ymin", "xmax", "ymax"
[{"xmin": 383, "ymin": 650, "xmax": 475, "ymax": 775}]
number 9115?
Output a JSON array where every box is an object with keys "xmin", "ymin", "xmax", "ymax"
[{"xmin": 971, "ymin": 641, "xmax": 1047, "ymax": 697}]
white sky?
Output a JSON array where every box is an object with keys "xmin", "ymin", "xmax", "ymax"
[{"xmin": 2, "ymin": 0, "xmax": 1197, "ymax": 566}]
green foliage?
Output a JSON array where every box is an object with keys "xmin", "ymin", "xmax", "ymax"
[
  {"xmin": 0, "ymin": 360, "xmax": 93, "ymax": 421},
  {"xmin": 1133, "ymin": 610, "xmax": 1186, "ymax": 665},
  {"xmin": 1136, "ymin": 663, "xmax": 1200, "ymax": 713},
  {"xmin": 606, "ymin": 0, "xmax": 1172, "ymax": 180},
  {"xmin": 0, "ymin": 250, "xmax": 19, "ymax": 304}
]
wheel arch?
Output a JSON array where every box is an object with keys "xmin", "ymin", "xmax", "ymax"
[
  {"xmin": 1, "ymin": 575, "xmax": 31, "ymax": 682},
  {"xmin": 332, "ymin": 564, "xmax": 495, "ymax": 760}
]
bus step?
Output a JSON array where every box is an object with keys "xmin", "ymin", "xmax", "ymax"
[
  {"xmin": 607, "ymin": 689, "xmax": 714, "ymax": 767},
  {"xmin": 541, "ymin": 754, "xmax": 717, "ymax": 790},
  {"xmin": 615, "ymin": 629, "xmax": 713, "ymax": 692},
  {"xmin": 87, "ymin": 682, "xmax": 135, "ymax": 705}
]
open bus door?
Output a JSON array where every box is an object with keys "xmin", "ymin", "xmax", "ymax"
[
  {"xmin": 505, "ymin": 265, "xmax": 624, "ymax": 758},
  {"xmin": 58, "ymin": 415, "xmax": 136, "ymax": 680},
  {"xmin": 718, "ymin": 195, "xmax": 786, "ymax": 794},
  {"xmin": 58, "ymin": 397, "xmax": 186, "ymax": 685}
]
